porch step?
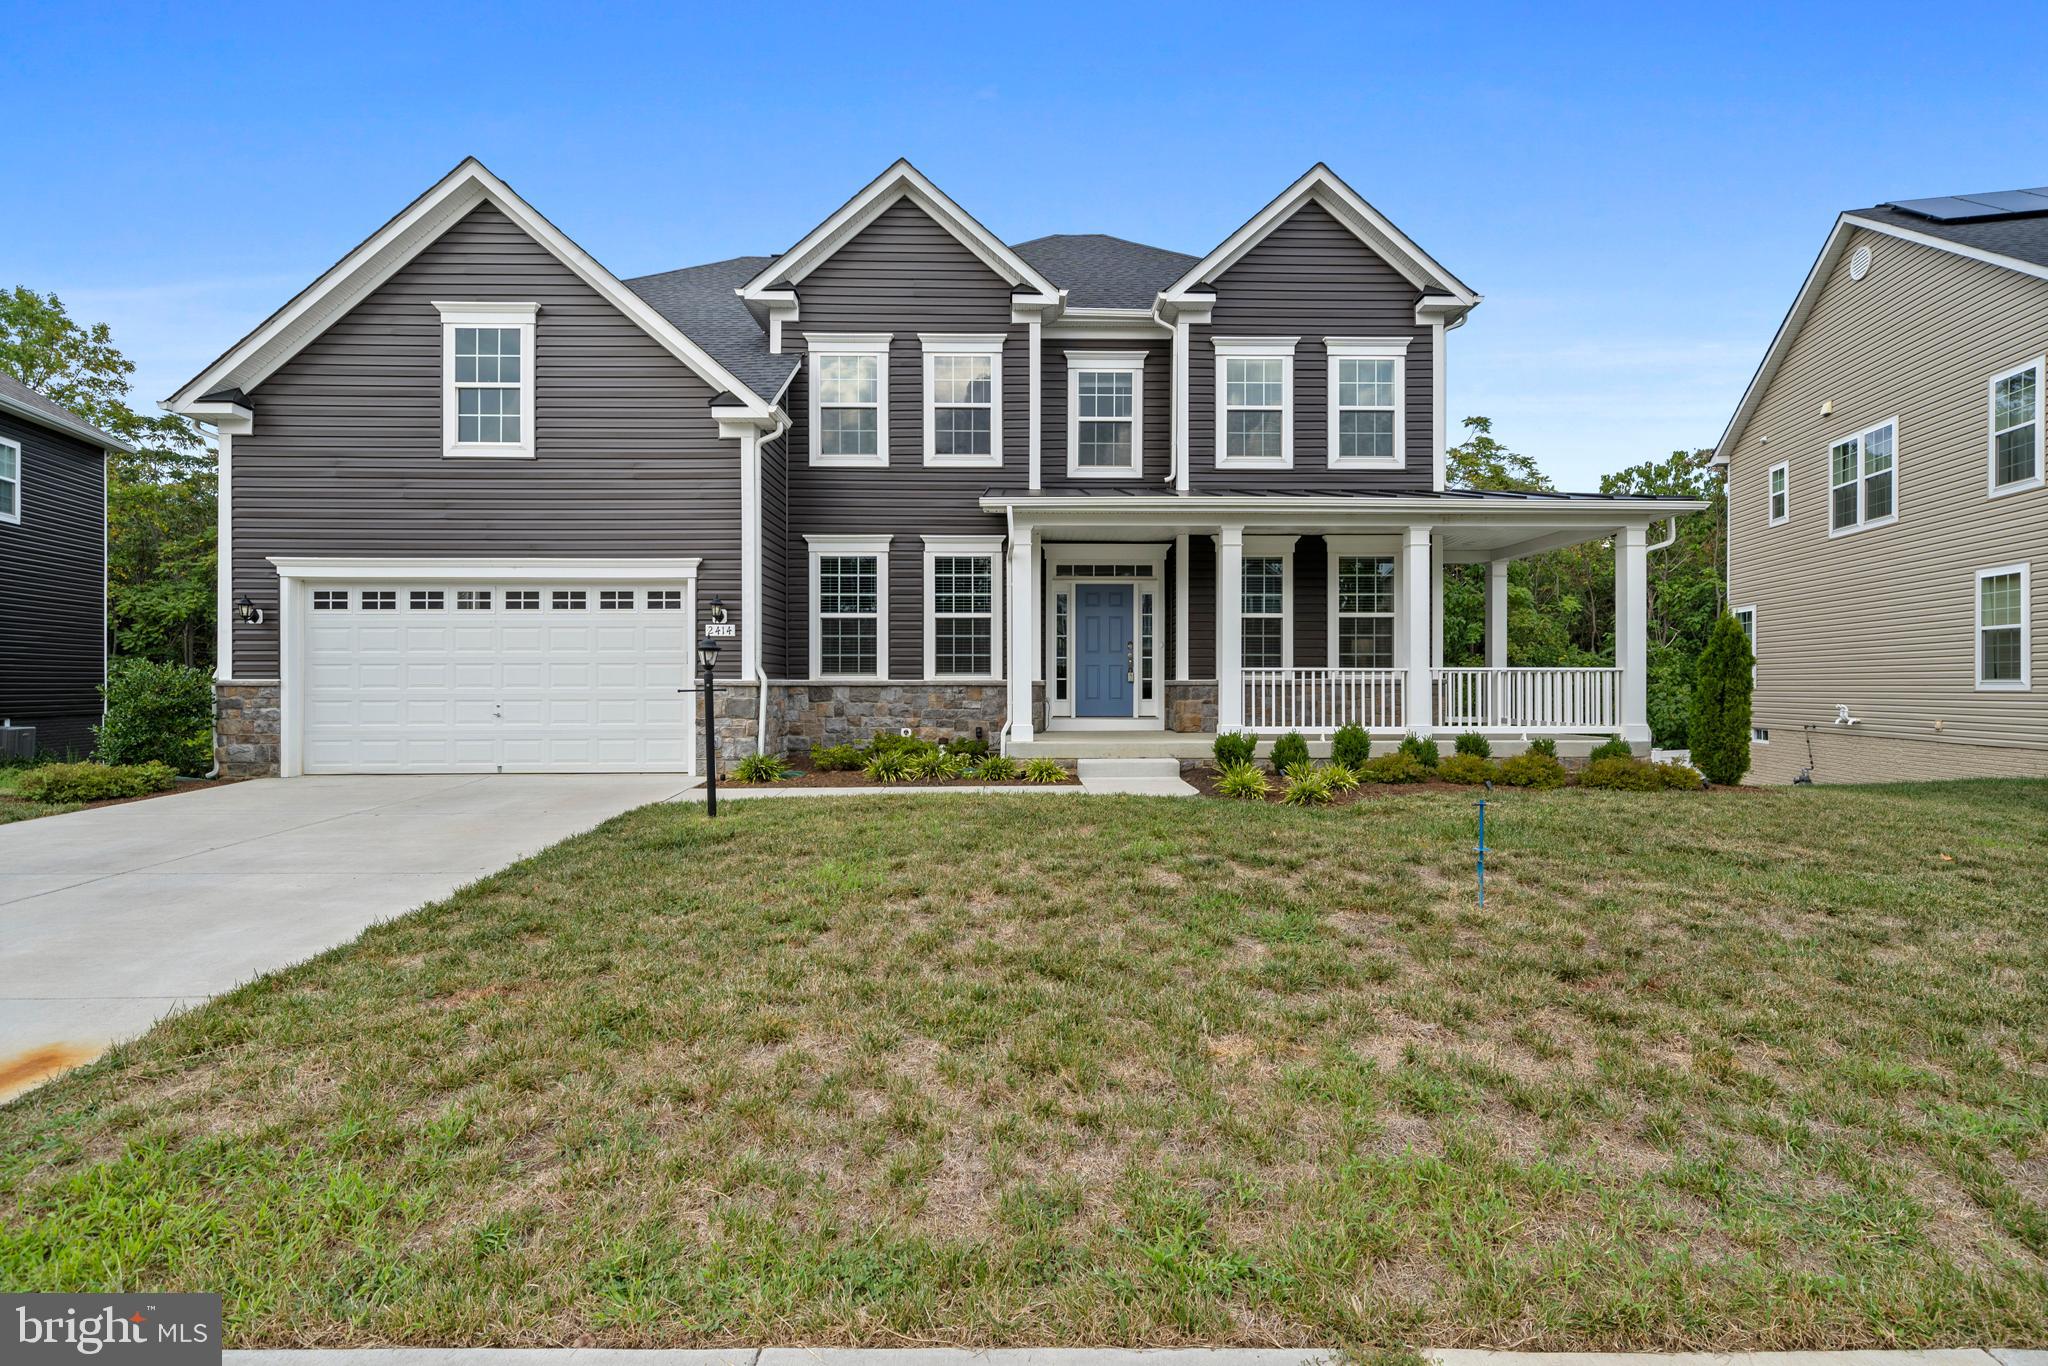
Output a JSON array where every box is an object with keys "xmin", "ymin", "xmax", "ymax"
[{"xmin": 1076, "ymin": 758, "xmax": 1185, "ymax": 782}]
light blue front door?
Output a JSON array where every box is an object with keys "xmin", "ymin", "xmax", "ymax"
[{"xmin": 1075, "ymin": 584, "xmax": 1134, "ymax": 717}]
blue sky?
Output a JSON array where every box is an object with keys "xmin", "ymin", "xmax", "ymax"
[{"xmin": 5, "ymin": 2, "xmax": 2038, "ymax": 488}]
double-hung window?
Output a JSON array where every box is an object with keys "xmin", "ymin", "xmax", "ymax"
[
  {"xmin": 921, "ymin": 334, "xmax": 1003, "ymax": 467},
  {"xmin": 1240, "ymin": 538, "xmax": 1295, "ymax": 670},
  {"xmin": 807, "ymin": 535, "xmax": 891, "ymax": 680},
  {"xmin": 1976, "ymin": 564, "xmax": 2030, "ymax": 690},
  {"xmin": 435, "ymin": 302, "xmax": 537, "ymax": 458},
  {"xmin": 1333, "ymin": 554, "xmax": 1396, "ymax": 668},
  {"xmin": 1989, "ymin": 358, "xmax": 2043, "ymax": 495},
  {"xmin": 1767, "ymin": 462, "xmax": 1788, "ymax": 526},
  {"xmin": 923, "ymin": 535, "xmax": 1003, "ymax": 679},
  {"xmin": 1828, "ymin": 418, "xmax": 1897, "ymax": 535},
  {"xmin": 1066, "ymin": 351, "xmax": 1145, "ymax": 478},
  {"xmin": 1215, "ymin": 338, "xmax": 1296, "ymax": 467},
  {"xmin": 807, "ymin": 333, "xmax": 891, "ymax": 467},
  {"xmin": 1326, "ymin": 337, "xmax": 1408, "ymax": 467},
  {"xmin": 0, "ymin": 436, "xmax": 19, "ymax": 524}
]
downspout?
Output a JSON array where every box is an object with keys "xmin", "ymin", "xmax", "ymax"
[
  {"xmin": 1153, "ymin": 299, "xmax": 1179, "ymax": 488},
  {"xmin": 1647, "ymin": 515, "xmax": 1678, "ymax": 553}
]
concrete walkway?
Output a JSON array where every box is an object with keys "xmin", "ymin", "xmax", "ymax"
[
  {"xmin": 0, "ymin": 773, "xmax": 690, "ymax": 1099},
  {"xmin": 219, "ymin": 1347, "xmax": 2044, "ymax": 1366}
]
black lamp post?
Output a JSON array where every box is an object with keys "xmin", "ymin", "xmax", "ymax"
[{"xmin": 697, "ymin": 635, "xmax": 722, "ymax": 816}]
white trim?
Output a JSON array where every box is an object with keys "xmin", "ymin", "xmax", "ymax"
[
  {"xmin": 1324, "ymin": 336, "xmax": 1410, "ymax": 469},
  {"xmin": 1825, "ymin": 416, "xmax": 1900, "ymax": 538},
  {"xmin": 1987, "ymin": 356, "xmax": 2044, "ymax": 498},
  {"xmin": 739, "ymin": 427, "xmax": 763, "ymax": 685},
  {"xmin": 1733, "ymin": 604, "xmax": 1758, "ymax": 685},
  {"xmin": 0, "ymin": 435, "xmax": 20, "ymax": 526},
  {"xmin": 1975, "ymin": 562, "xmax": 2030, "ymax": 691},
  {"xmin": 1213, "ymin": 337, "xmax": 1297, "ymax": 469},
  {"xmin": 1027, "ymin": 317, "xmax": 1042, "ymax": 492},
  {"xmin": 806, "ymin": 333, "xmax": 892, "ymax": 468},
  {"xmin": 1766, "ymin": 461, "xmax": 1789, "ymax": 527},
  {"xmin": 1040, "ymin": 541, "xmax": 1169, "ymax": 727},
  {"xmin": 1429, "ymin": 318, "xmax": 1447, "ymax": 491},
  {"xmin": 1064, "ymin": 349, "xmax": 1147, "ymax": 480},
  {"xmin": 805, "ymin": 534, "xmax": 892, "ymax": 682},
  {"xmin": 214, "ymin": 430, "xmax": 233, "ymax": 678},
  {"xmin": 921, "ymin": 534, "xmax": 1005, "ymax": 682},
  {"xmin": 436, "ymin": 301, "xmax": 537, "ymax": 459},
  {"xmin": 1325, "ymin": 535, "xmax": 1402, "ymax": 671},
  {"xmin": 919, "ymin": 333, "xmax": 1005, "ymax": 468}
]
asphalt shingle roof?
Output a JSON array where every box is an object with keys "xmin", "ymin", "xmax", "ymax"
[
  {"xmin": 1009, "ymin": 234, "xmax": 1198, "ymax": 310},
  {"xmin": 623, "ymin": 257, "xmax": 800, "ymax": 404},
  {"xmin": 0, "ymin": 372, "xmax": 134, "ymax": 451},
  {"xmin": 1854, "ymin": 201, "xmax": 2048, "ymax": 272}
]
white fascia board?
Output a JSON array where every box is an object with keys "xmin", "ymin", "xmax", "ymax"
[
  {"xmin": 267, "ymin": 556, "xmax": 703, "ymax": 581},
  {"xmin": 980, "ymin": 492, "xmax": 1708, "ymax": 518},
  {"xmin": 167, "ymin": 158, "xmax": 773, "ymax": 419}
]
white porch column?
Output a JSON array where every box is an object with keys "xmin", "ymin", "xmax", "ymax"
[
  {"xmin": 1485, "ymin": 560, "xmax": 1509, "ymax": 669},
  {"xmin": 1174, "ymin": 532, "xmax": 1191, "ymax": 682},
  {"xmin": 1216, "ymin": 525, "xmax": 1244, "ymax": 730},
  {"xmin": 1616, "ymin": 522, "xmax": 1650, "ymax": 746},
  {"xmin": 1008, "ymin": 524, "xmax": 1036, "ymax": 745},
  {"xmin": 1402, "ymin": 524, "xmax": 1434, "ymax": 735},
  {"xmin": 1429, "ymin": 537, "xmax": 1445, "ymax": 667}
]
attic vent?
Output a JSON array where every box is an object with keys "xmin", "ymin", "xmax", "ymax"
[{"xmin": 1848, "ymin": 245, "xmax": 1873, "ymax": 280}]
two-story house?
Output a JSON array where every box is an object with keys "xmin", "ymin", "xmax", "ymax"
[
  {"xmin": 1716, "ymin": 187, "xmax": 2048, "ymax": 783},
  {"xmin": 168, "ymin": 158, "xmax": 1701, "ymax": 777}
]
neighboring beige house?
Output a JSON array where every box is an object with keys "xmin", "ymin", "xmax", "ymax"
[{"xmin": 1716, "ymin": 188, "xmax": 2048, "ymax": 783}]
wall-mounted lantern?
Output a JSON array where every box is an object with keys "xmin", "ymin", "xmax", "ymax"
[{"xmin": 234, "ymin": 594, "xmax": 265, "ymax": 626}]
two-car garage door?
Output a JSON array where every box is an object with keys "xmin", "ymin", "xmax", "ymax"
[{"xmin": 297, "ymin": 575, "xmax": 695, "ymax": 774}]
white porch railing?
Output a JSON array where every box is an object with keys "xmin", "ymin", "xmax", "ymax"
[
  {"xmin": 1433, "ymin": 667, "xmax": 1621, "ymax": 732},
  {"xmin": 1242, "ymin": 668, "xmax": 1404, "ymax": 733}
]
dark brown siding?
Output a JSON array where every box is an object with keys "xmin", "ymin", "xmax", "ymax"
[
  {"xmin": 1188, "ymin": 533, "xmax": 1216, "ymax": 678},
  {"xmin": 1190, "ymin": 200, "xmax": 1433, "ymax": 491},
  {"xmin": 1294, "ymin": 536, "xmax": 1327, "ymax": 668},
  {"xmin": 0, "ymin": 411, "xmax": 104, "ymax": 755},
  {"xmin": 230, "ymin": 203, "xmax": 743, "ymax": 679},
  {"xmin": 782, "ymin": 197, "xmax": 1018, "ymax": 680},
  {"xmin": 759, "ymin": 430, "xmax": 789, "ymax": 677},
  {"xmin": 1041, "ymin": 337, "xmax": 1173, "ymax": 491}
]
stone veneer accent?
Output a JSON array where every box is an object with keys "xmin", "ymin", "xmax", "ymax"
[
  {"xmin": 701, "ymin": 681, "xmax": 762, "ymax": 770},
  {"xmin": 1747, "ymin": 727, "xmax": 2048, "ymax": 785},
  {"xmin": 1167, "ymin": 681, "xmax": 1218, "ymax": 733},
  {"xmin": 215, "ymin": 681, "xmax": 281, "ymax": 777},
  {"xmin": 772, "ymin": 683, "xmax": 1007, "ymax": 757}
]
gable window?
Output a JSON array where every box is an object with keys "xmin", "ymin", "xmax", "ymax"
[
  {"xmin": 921, "ymin": 334, "xmax": 1003, "ymax": 467},
  {"xmin": 435, "ymin": 302, "xmax": 537, "ymax": 458},
  {"xmin": 1828, "ymin": 418, "xmax": 1897, "ymax": 536},
  {"xmin": 1214, "ymin": 337, "xmax": 1297, "ymax": 467},
  {"xmin": 1241, "ymin": 537, "xmax": 1296, "ymax": 669},
  {"xmin": 1767, "ymin": 462, "xmax": 1788, "ymax": 526},
  {"xmin": 923, "ymin": 536, "xmax": 1003, "ymax": 679},
  {"xmin": 1334, "ymin": 555, "xmax": 1396, "ymax": 667},
  {"xmin": 0, "ymin": 437, "xmax": 19, "ymax": 524},
  {"xmin": 1977, "ymin": 564, "xmax": 2029, "ymax": 690},
  {"xmin": 1066, "ymin": 351, "xmax": 1145, "ymax": 478},
  {"xmin": 1989, "ymin": 359, "xmax": 2042, "ymax": 495},
  {"xmin": 807, "ymin": 535, "xmax": 891, "ymax": 680},
  {"xmin": 1326, "ymin": 337, "xmax": 1408, "ymax": 467},
  {"xmin": 807, "ymin": 333, "xmax": 891, "ymax": 467}
]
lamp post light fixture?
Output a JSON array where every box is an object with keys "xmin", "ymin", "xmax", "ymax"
[
  {"xmin": 697, "ymin": 635, "xmax": 722, "ymax": 817},
  {"xmin": 234, "ymin": 594, "xmax": 265, "ymax": 626}
]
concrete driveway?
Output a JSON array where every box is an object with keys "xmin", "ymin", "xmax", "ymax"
[{"xmin": 0, "ymin": 773, "xmax": 692, "ymax": 1100}]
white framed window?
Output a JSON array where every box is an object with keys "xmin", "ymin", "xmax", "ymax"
[
  {"xmin": 1734, "ymin": 604, "xmax": 1758, "ymax": 685},
  {"xmin": 1334, "ymin": 554, "xmax": 1397, "ymax": 667},
  {"xmin": 312, "ymin": 589, "xmax": 346, "ymax": 610},
  {"xmin": 1988, "ymin": 358, "xmax": 2043, "ymax": 496},
  {"xmin": 1767, "ymin": 462, "xmax": 1788, "ymax": 526},
  {"xmin": 807, "ymin": 534, "xmax": 891, "ymax": 680},
  {"xmin": 1241, "ymin": 535, "xmax": 1297, "ymax": 669},
  {"xmin": 409, "ymin": 590, "xmax": 445, "ymax": 610},
  {"xmin": 434, "ymin": 301, "xmax": 537, "ymax": 458},
  {"xmin": 1214, "ymin": 337, "xmax": 1297, "ymax": 467},
  {"xmin": 1325, "ymin": 337, "xmax": 1408, "ymax": 467},
  {"xmin": 1976, "ymin": 563, "xmax": 2029, "ymax": 690},
  {"xmin": 807, "ymin": 333, "xmax": 891, "ymax": 467},
  {"xmin": 922, "ymin": 535, "xmax": 1003, "ymax": 680},
  {"xmin": 920, "ymin": 334, "xmax": 1003, "ymax": 467},
  {"xmin": 1828, "ymin": 418, "xmax": 1898, "ymax": 536},
  {"xmin": 1065, "ymin": 351, "xmax": 1145, "ymax": 478},
  {"xmin": 0, "ymin": 436, "xmax": 20, "ymax": 524}
]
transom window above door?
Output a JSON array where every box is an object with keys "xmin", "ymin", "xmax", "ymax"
[
  {"xmin": 807, "ymin": 333, "xmax": 892, "ymax": 467},
  {"xmin": 1065, "ymin": 351, "xmax": 1146, "ymax": 478},
  {"xmin": 1828, "ymin": 418, "xmax": 1897, "ymax": 536},
  {"xmin": 1215, "ymin": 338, "xmax": 1297, "ymax": 468},
  {"xmin": 921, "ymin": 335, "xmax": 1004, "ymax": 467},
  {"xmin": 435, "ymin": 302, "xmax": 537, "ymax": 458}
]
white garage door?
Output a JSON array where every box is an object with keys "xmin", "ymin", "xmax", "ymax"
[{"xmin": 300, "ymin": 581, "xmax": 694, "ymax": 773}]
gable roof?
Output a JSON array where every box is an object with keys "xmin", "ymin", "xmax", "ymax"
[
  {"xmin": 740, "ymin": 160, "xmax": 1060, "ymax": 302},
  {"xmin": 1161, "ymin": 163, "xmax": 1480, "ymax": 312},
  {"xmin": 0, "ymin": 372, "xmax": 135, "ymax": 453},
  {"xmin": 1010, "ymin": 234, "xmax": 1197, "ymax": 311},
  {"xmin": 1713, "ymin": 193, "xmax": 2048, "ymax": 467},
  {"xmin": 166, "ymin": 158, "xmax": 777, "ymax": 420},
  {"xmin": 624, "ymin": 257, "xmax": 799, "ymax": 403}
]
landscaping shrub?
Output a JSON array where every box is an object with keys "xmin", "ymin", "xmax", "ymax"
[
  {"xmin": 15, "ymin": 760, "xmax": 176, "ymax": 804},
  {"xmin": 1579, "ymin": 756, "xmax": 1672, "ymax": 791},
  {"xmin": 1022, "ymin": 758, "xmax": 1069, "ymax": 784},
  {"xmin": 809, "ymin": 744, "xmax": 862, "ymax": 772},
  {"xmin": 1397, "ymin": 735, "xmax": 1440, "ymax": 769},
  {"xmin": 1324, "ymin": 760, "xmax": 1361, "ymax": 792},
  {"xmin": 862, "ymin": 750, "xmax": 913, "ymax": 784},
  {"xmin": 944, "ymin": 735, "xmax": 991, "ymax": 759},
  {"xmin": 1588, "ymin": 735, "xmax": 1635, "ymax": 763},
  {"xmin": 1657, "ymin": 759, "xmax": 1706, "ymax": 790},
  {"xmin": 1212, "ymin": 731, "xmax": 1257, "ymax": 768},
  {"xmin": 1360, "ymin": 753, "xmax": 1430, "ymax": 784},
  {"xmin": 1689, "ymin": 612, "xmax": 1755, "ymax": 785},
  {"xmin": 867, "ymin": 733, "xmax": 938, "ymax": 760},
  {"xmin": 1526, "ymin": 736, "xmax": 1559, "ymax": 758},
  {"xmin": 907, "ymin": 750, "xmax": 958, "ymax": 782},
  {"xmin": 1270, "ymin": 731, "xmax": 1311, "ymax": 771},
  {"xmin": 1279, "ymin": 764, "xmax": 1337, "ymax": 805},
  {"xmin": 973, "ymin": 754, "xmax": 1019, "ymax": 782},
  {"xmin": 1330, "ymin": 723, "xmax": 1372, "ymax": 770},
  {"xmin": 1437, "ymin": 753, "xmax": 1497, "ymax": 785},
  {"xmin": 732, "ymin": 754, "xmax": 788, "ymax": 782},
  {"xmin": 1213, "ymin": 761, "xmax": 1270, "ymax": 800},
  {"xmin": 1498, "ymin": 751, "xmax": 1568, "ymax": 789},
  {"xmin": 94, "ymin": 658, "xmax": 213, "ymax": 775},
  {"xmin": 1454, "ymin": 732, "xmax": 1493, "ymax": 759}
]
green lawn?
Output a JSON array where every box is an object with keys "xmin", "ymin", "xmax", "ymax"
[{"xmin": 3, "ymin": 783, "xmax": 2045, "ymax": 1350}]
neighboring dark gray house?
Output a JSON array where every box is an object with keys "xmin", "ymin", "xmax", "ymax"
[
  {"xmin": 168, "ymin": 158, "xmax": 1701, "ymax": 777},
  {"xmin": 0, "ymin": 374, "xmax": 128, "ymax": 757}
]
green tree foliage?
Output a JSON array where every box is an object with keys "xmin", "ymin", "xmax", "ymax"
[
  {"xmin": 1688, "ymin": 614, "xmax": 1754, "ymax": 785},
  {"xmin": 0, "ymin": 287, "xmax": 216, "ymax": 666},
  {"xmin": 95, "ymin": 657, "xmax": 216, "ymax": 774}
]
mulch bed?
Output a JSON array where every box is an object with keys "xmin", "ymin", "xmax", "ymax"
[
  {"xmin": 723, "ymin": 762, "xmax": 1068, "ymax": 790},
  {"xmin": 1183, "ymin": 764, "xmax": 1758, "ymax": 804}
]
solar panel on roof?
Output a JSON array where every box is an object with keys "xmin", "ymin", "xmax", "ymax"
[{"xmin": 1886, "ymin": 188, "xmax": 2048, "ymax": 222}]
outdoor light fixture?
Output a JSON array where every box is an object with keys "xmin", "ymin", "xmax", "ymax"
[
  {"xmin": 707, "ymin": 597, "xmax": 728, "ymax": 625},
  {"xmin": 697, "ymin": 637, "xmax": 721, "ymax": 671},
  {"xmin": 697, "ymin": 635, "xmax": 723, "ymax": 816},
  {"xmin": 234, "ymin": 594, "xmax": 265, "ymax": 625}
]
